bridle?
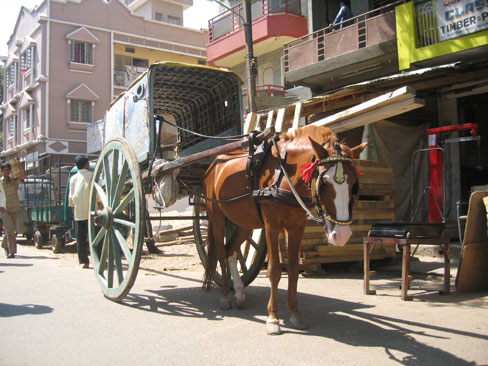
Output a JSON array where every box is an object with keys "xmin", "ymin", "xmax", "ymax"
[
  {"xmin": 272, "ymin": 139, "xmax": 359, "ymax": 228},
  {"xmin": 310, "ymin": 154, "xmax": 359, "ymax": 226}
]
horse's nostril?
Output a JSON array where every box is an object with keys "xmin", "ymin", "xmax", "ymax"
[{"xmin": 331, "ymin": 232, "xmax": 338, "ymax": 242}]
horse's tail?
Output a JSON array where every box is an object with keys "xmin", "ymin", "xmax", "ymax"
[{"xmin": 202, "ymin": 219, "xmax": 217, "ymax": 291}]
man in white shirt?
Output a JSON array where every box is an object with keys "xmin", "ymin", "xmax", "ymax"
[{"xmin": 68, "ymin": 155, "xmax": 93, "ymax": 268}]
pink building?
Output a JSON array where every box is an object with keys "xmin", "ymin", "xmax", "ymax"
[{"xmin": 1, "ymin": 0, "xmax": 207, "ymax": 172}]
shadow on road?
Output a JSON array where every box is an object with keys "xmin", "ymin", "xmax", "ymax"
[
  {"xmin": 0, "ymin": 303, "xmax": 53, "ymax": 317},
  {"xmin": 119, "ymin": 271, "xmax": 485, "ymax": 366}
]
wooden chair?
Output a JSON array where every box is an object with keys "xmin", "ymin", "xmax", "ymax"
[{"xmin": 363, "ymin": 222, "xmax": 450, "ymax": 301}]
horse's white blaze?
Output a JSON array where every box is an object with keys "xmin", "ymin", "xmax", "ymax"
[
  {"xmin": 228, "ymin": 252, "xmax": 246, "ymax": 303},
  {"xmin": 324, "ymin": 173, "xmax": 352, "ymax": 247}
]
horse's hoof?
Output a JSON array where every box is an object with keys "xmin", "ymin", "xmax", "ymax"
[
  {"xmin": 220, "ymin": 297, "xmax": 232, "ymax": 310},
  {"xmin": 290, "ymin": 315, "xmax": 308, "ymax": 330},
  {"xmin": 234, "ymin": 294, "xmax": 246, "ymax": 309},
  {"xmin": 266, "ymin": 321, "xmax": 282, "ymax": 335}
]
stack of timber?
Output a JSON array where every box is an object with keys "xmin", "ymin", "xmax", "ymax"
[{"xmin": 279, "ymin": 159, "xmax": 396, "ymax": 269}]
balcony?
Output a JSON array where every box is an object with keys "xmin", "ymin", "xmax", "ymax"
[
  {"xmin": 207, "ymin": 0, "xmax": 307, "ymax": 68},
  {"xmin": 113, "ymin": 66, "xmax": 148, "ymax": 93},
  {"xmin": 284, "ymin": 2, "xmax": 400, "ymax": 92}
]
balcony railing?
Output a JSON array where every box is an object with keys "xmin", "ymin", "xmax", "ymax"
[
  {"xmin": 242, "ymin": 84, "xmax": 286, "ymax": 97},
  {"xmin": 283, "ymin": 1, "xmax": 402, "ymax": 73},
  {"xmin": 113, "ymin": 66, "xmax": 147, "ymax": 88},
  {"xmin": 208, "ymin": 0, "xmax": 302, "ymax": 42}
]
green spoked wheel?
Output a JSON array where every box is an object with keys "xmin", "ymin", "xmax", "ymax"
[
  {"xmin": 193, "ymin": 195, "xmax": 267, "ymax": 288},
  {"xmin": 88, "ymin": 138, "xmax": 145, "ymax": 302}
]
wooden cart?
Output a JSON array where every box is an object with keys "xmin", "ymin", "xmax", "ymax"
[{"xmin": 88, "ymin": 63, "xmax": 268, "ymax": 301}]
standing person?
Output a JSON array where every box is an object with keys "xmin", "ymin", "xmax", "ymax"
[
  {"xmin": 1, "ymin": 161, "xmax": 25, "ymax": 258},
  {"xmin": 333, "ymin": 0, "xmax": 353, "ymax": 29},
  {"xmin": 68, "ymin": 155, "xmax": 92, "ymax": 268}
]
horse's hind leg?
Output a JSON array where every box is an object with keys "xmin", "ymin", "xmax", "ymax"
[
  {"xmin": 209, "ymin": 208, "xmax": 232, "ymax": 310},
  {"xmin": 226, "ymin": 227, "xmax": 252, "ymax": 309}
]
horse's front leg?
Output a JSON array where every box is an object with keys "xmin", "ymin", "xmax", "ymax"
[
  {"xmin": 264, "ymin": 224, "xmax": 282, "ymax": 335},
  {"xmin": 226, "ymin": 227, "xmax": 252, "ymax": 309},
  {"xmin": 286, "ymin": 225, "xmax": 308, "ymax": 330}
]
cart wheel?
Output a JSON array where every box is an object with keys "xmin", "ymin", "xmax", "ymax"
[
  {"xmin": 193, "ymin": 195, "xmax": 267, "ymax": 288},
  {"xmin": 51, "ymin": 234, "xmax": 64, "ymax": 254},
  {"xmin": 89, "ymin": 138, "xmax": 145, "ymax": 302},
  {"xmin": 34, "ymin": 231, "xmax": 44, "ymax": 249}
]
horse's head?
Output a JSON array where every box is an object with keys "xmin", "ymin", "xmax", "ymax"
[{"xmin": 305, "ymin": 138, "xmax": 367, "ymax": 246}]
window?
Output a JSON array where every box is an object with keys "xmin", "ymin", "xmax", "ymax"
[
  {"xmin": 8, "ymin": 117, "xmax": 17, "ymax": 141},
  {"xmin": 21, "ymin": 48, "xmax": 32, "ymax": 73},
  {"xmin": 70, "ymin": 100, "xmax": 91, "ymax": 122},
  {"xmin": 5, "ymin": 65, "xmax": 16, "ymax": 87},
  {"xmin": 167, "ymin": 15, "xmax": 181, "ymax": 25},
  {"xmin": 71, "ymin": 41, "xmax": 93, "ymax": 64},
  {"xmin": 24, "ymin": 108, "xmax": 31, "ymax": 129},
  {"xmin": 155, "ymin": 12, "xmax": 163, "ymax": 21}
]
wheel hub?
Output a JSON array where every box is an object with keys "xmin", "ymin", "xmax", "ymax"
[{"xmin": 94, "ymin": 207, "xmax": 114, "ymax": 229}]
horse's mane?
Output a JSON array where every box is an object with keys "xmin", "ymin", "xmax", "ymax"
[{"xmin": 280, "ymin": 124, "xmax": 337, "ymax": 145}]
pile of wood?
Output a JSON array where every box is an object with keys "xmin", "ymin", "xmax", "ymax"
[
  {"xmin": 154, "ymin": 224, "xmax": 202, "ymax": 247},
  {"xmin": 279, "ymin": 159, "xmax": 397, "ymax": 270}
]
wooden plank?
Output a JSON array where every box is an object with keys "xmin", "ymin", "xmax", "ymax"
[
  {"xmin": 243, "ymin": 112, "xmax": 258, "ymax": 134},
  {"xmin": 265, "ymin": 110, "xmax": 275, "ymax": 129},
  {"xmin": 310, "ymin": 86, "xmax": 424, "ymax": 133},
  {"xmin": 274, "ymin": 108, "xmax": 286, "ymax": 132},
  {"xmin": 328, "ymin": 97, "xmax": 424, "ymax": 133},
  {"xmin": 291, "ymin": 102, "xmax": 303, "ymax": 130}
]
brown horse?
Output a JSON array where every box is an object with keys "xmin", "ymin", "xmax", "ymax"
[{"xmin": 202, "ymin": 124, "xmax": 366, "ymax": 335}]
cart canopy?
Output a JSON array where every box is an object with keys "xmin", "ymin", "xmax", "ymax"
[{"xmin": 102, "ymin": 62, "xmax": 243, "ymax": 164}]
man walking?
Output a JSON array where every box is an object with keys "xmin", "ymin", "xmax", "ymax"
[
  {"xmin": 68, "ymin": 155, "xmax": 92, "ymax": 268},
  {"xmin": 1, "ymin": 161, "xmax": 25, "ymax": 258}
]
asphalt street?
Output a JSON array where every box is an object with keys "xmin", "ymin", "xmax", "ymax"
[{"xmin": 1, "ymin": 242, "xmax": 488, "ymax": 366}]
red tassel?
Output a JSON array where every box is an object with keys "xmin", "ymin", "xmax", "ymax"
[
  {"xmin": 300, "ymin": 161, "xmax": 319, "ymax": 183},
  {"xmin": 353, "ymin": 164, "xmax": 363, "ymax": 179}
]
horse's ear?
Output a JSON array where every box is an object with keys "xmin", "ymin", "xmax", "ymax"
[
  {"xmin": 308, "ymin": 137, "xmax": 330, "ymax": 159},
  {"xmin": 350, "ymin": 142, "xmax": 368, "ymax": 159}
]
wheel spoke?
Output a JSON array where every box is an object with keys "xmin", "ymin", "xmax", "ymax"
[
  {"xmin": 110, "ymin": 149, "xmax": 120, "ymax": 205},
  {"xmin": 103, "ymin": 155, "xmax": 112, "ymax": 203},
  {"xmin": 111, "ymin": 231, "xmax": 124, "ymax": 286},
  {"xmin": 113, "ymin": 226, "xmax": 132, "ymax": 263},
  {"xmin": 107, "ymin": 233, "xmax": 114, "ymax": 288},
  {"xmin": 113, "ymin": 218, "xmax": 136, "ymax": 229},
  {"xmin": 236, "ymin": 249, "xmax": 249, "ymax": 275},
  {"xmin": 92, "ymin": 227, "xmax": 106, "ymax": 248},
  {"xmin": 246, "ymin": 237, "xmax": 259, "ymax": 250},
  {"xmin": 98, "ymin": 234, "xmax": 109, "ymax": 276},
  {"xmin": 113, "ymin": 188, "xmax": 135, "ymax": 216},
  {"xmin": 112, "ymin": 159, "xmax": 129, "ymax": 206},
  {"xmin": 93, "ymin": 182, "xmax": 109, "ymax": 208}
]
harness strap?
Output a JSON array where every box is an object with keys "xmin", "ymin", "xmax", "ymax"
[
  {"xmin": 246, "ymin": 131, "xmax": 264, "ymax": 224},
  {"xmin": 271, "ymin": 138, "xmax": 325, "ymax": 225},
  {"xmin": 253, "ymin": 186, "xmax": 313, "ymax": 208}
]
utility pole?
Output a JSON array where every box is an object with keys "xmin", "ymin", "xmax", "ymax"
[{"xmin": 243, "ymin": 0, "xmax": 257, "ymax": 113}]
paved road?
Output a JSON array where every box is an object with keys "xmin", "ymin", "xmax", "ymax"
[{"xmin": 1, "ymin": 243, "xmax": 488, "ymax": 365}]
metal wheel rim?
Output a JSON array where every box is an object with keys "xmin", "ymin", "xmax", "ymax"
[
  {"xmin": 89, "ymin": 138, "xmax": 145, "ymax": 302},
  {"xmin": 193, "ymin": 195, "xmax": 267, "ymax": 288}
]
